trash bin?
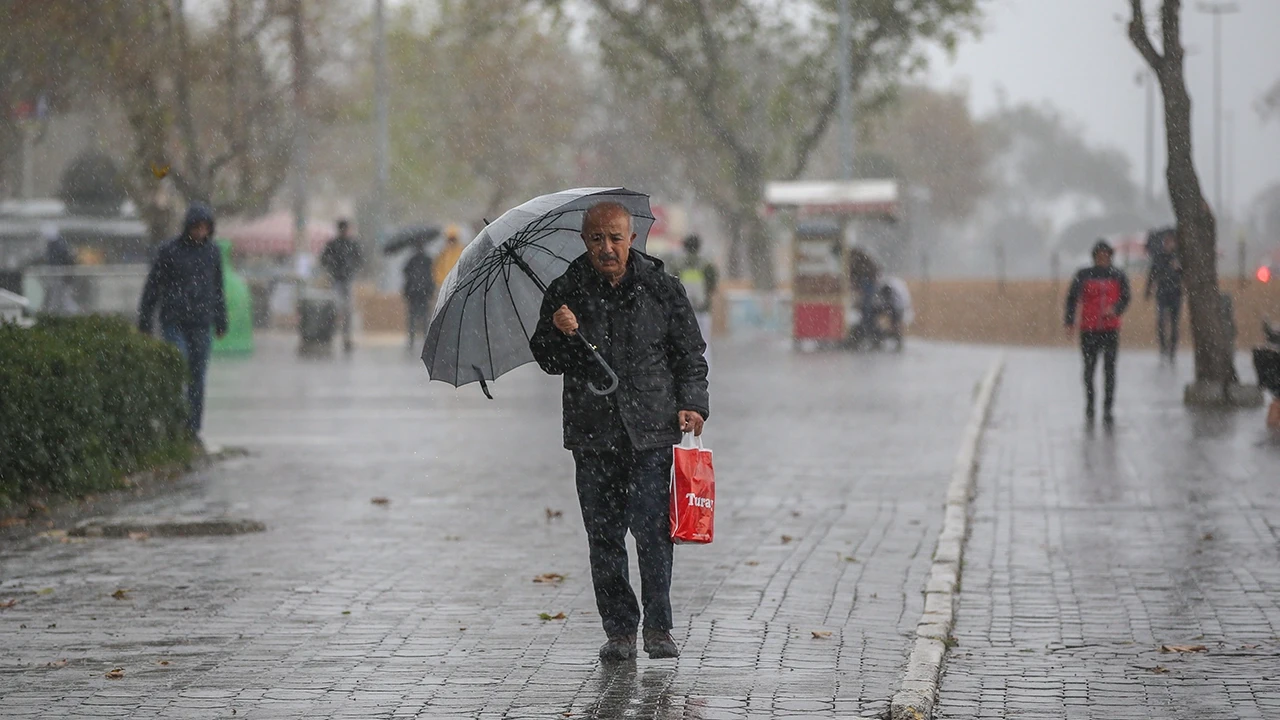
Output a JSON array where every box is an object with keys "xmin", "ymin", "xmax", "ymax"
[{"xmin": 298, "ymin": 286, "xmax": 337, "ymax": 353}]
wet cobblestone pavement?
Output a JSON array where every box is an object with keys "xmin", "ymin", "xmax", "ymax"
[
  {"xmin": 937, "ymin": 349, "xmax": 1280, "ymax": 720},
  {"xmin": 1, "ymin": 335, "xmax": 995, "ymax": 719}
]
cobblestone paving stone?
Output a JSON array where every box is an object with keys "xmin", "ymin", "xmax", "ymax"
[
  {"xmin": 937, "ymin": 348, "xmax": 1280, "ymax": 720},
  {"xmin": 1, "ymin": 335, "xmax": 995, "ymax": 719}
]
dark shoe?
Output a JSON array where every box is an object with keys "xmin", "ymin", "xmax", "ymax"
[
  {"xmin": 643, "ymin": 629, "xmax": 679, "ymax": 659},
  {"xmin": 1085, "ymin": 406, "xmax": 1095, "ymax": 424},
  {"xmin": 1103, "ymin": 410, "xmax": 1115, "ymax": 426},
  {"xmin": 598, "ymin": 634, "xmax": 636, "ymax": 662}
]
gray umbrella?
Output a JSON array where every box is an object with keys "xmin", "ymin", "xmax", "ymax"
[{"xmin": 421, "ymin": 187, "xmax": 655, "ymax": 398}]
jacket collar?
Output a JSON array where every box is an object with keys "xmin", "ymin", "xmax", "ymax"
[{"xmin": 563, "ymin": 251, "xmax": 660, "ymax": 298}]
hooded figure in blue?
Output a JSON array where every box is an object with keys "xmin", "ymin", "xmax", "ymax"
[{"xmin": 138, "ymin": 202, "xmax": 228, "ymax": 437}]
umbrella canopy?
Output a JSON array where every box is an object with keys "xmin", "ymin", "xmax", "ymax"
[
  {"xmin": 422, "ymin": 187, "xmax": 654, "ymax": 395},
  {"xmin": 383, "ymin": 225, "xmax": 440, "ymax": 255}
]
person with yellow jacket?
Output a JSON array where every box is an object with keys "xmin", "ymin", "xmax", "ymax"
[{"xmin": 432, "ymin": 224, "xmax": 465, "ymax": 293}]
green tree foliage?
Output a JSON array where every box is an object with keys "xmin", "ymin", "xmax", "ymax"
[
  {"xmin": 983, "ymin": 102, "xmax": 1140, "ymax": 215},
  {"xmin": 2, "ymin": 1, "xmax": 352, "ymax": 241},
  {"xmin": 385, "ymin": 0, "xmax": 583, "ymax": 220},
  {"xmin": 860, "ymin": 86, "xmax": 989, "ymax": 223},
  {"xmin": 567, "ymin": 0, "xmax": 981, "ymax": 287}
]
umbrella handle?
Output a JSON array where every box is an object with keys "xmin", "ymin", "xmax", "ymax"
[{"xmin": 577, "ymin": 333, "xmax": 619, "ymax": 396}]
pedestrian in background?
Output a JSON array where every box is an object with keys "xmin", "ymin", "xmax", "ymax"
[
  {"xmin": 669, "ymin": 233, "xmax": 718, "ymax": 368},
  {"xmin": 432, "ymin": 224, "xmax": 464, "ymax": 295},
  {"xmin": 40, "ymin": 223, "xmax": 78, "ymax": 315},
  {"xmin": 530, "ymin": 201, "xmax": 709, "ymax": 663},
  {"xmin": 138, "ymin": 202, "xmax": 227, "ymax": 440},
  {"xmin": 402, "ymin": 241, "xmax": 435, "ymax": 352},
  {"xmin": 1064, "ymin": 239, "xmax": 1131, "ymax": 425},
  {"xmin": 1145, "ymin": 228, "xmax": 1182, "ymax": 362},
  {"xmin": 319, "ymin": 219, "xmax": 364, "ymax": 353}
]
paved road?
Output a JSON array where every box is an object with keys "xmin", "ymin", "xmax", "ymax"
[
  {"xmin": 937, "ymin": 348, "xmax": 1280, "ymax": 720},
  {"xmin": 0, "ymin": 334, "xmax": 995, "ymax": 719}
]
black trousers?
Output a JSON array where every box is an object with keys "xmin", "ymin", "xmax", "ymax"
[
  {"xmin": 1081, "ymin": 330, "xmax": 1119, "ymax": 413},
  {"xmin": 573, "ymin": 447, "xmax": 674, "ymax": 637},
  {"xmin": 1156, "ymin": 296, "xmax": 1181, "ymax": 357},
  {"xmin": 406, "ymin": 298, "xmax": 431, "ymax": 351}
]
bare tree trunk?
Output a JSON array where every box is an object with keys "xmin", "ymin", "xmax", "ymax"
[
  {"xmin": 289, "ymin": 0, "xmax": 310, "ymax": 258},
  {"xmin": 1129, "ymin": 0, "xmax": 1237, "ymax": 389}
]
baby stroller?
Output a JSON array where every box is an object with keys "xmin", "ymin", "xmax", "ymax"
[{"xmin": 1255, "ymin": 321, "xmax": 1280, "ymax": 429}]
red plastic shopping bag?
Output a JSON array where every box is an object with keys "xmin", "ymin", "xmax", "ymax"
[{"xmin": 670, "ymin": 433, "xmax": 715, "ymax": 544}]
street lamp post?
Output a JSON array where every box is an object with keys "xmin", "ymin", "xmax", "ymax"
[
  {"xmin": 1198, "ymin": 1, "xmax": 1238, "ymax": 222},
  {"xmin": 837, "ymin": 0, "xmax": 854, "ymax": 181}
]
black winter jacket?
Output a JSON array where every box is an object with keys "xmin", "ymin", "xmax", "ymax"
[
  {"xmin": 138, "ymin": 204, "xmax": 227, "ymax": 334},
  {"xmin": 530, "ymin": 252, "xmax": 710, "ymax": 451},
  {"xmin": 320, "ymin": 236, "xmax": 364, "ymax": 284}
]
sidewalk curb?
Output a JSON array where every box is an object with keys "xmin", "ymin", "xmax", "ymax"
[{"xmin": 890, "ymin": 357, "xmax": 1004, "ymax": 720}]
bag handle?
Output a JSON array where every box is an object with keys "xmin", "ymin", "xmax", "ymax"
[{"xmin": 679, "ymin": 432, "xmax": 704, "ymax": 450}]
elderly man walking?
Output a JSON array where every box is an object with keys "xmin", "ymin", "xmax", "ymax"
[{"xmin": 530, "ymin": 201, "xmax": 710, "ymax": 662}]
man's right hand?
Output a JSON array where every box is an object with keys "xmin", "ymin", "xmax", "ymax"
[{"xmin": 553, "ymin": 305, "xmax": 578, "ymax": 336}]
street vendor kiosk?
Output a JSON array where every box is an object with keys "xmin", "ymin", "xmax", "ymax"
[{"xmin": 764, "ymin": 180, "xmax": 902, "ymax": 346}]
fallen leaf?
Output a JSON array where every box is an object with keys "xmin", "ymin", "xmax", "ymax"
[
  {"xmin": 47, "ymin": 623, "xmax": 56, "ymax": 628},
  {"xmin": 0, "ymin": 517, "xmax": 27, "ymax": 528},
  {"xmin": 744, "ymin": 560, "xmax": 759, "ymax": 566},
  {"xmin": 37, "ymin": 588, "xmax": 54, "ymax": 595},
  {"xmin": 0, "ymin": 598, "xmax": 16, "ymax": 608},
  {"xmin": 1159, "ymin": 644, "xmax": 1207, "ymax": 653},
  {"xmin": 780, "ymin": 535, "xmax": 794, "ymax": 544},
  {"xmin": 46, "ymin": 659, "xmax": 68, "ymax": 668},
  {"xmin": 370, "ymin": 497, "xmax": 390, "ymax": 506},
  {"xmin": 150, "ymin": 163, "xmax": 170, "ymax": 180},
  {"xmin": 533, "ymin": 573, "xmax": 566, "ymax": 584},
  {"xmin": 811, "ymin": 630, "xmax": 833, "ymax": 639},
  {"xmin": 111, "ymin": 589, "xmax": 129, "ymax": 600},
  {"xmin": 843, "ymin": 555, "xmax": 858, "ymax": 563},
  {"xmin": 458, "ymin": 627, "xmax": 466, "ymax": 631},
  {"xmin": 1149, "ymin": 665, "xmax": 1170, "ymax": 674},
  {"xmin": 538, "ymin": 612, "xmax": 567, "ymax": 621},
  {"xmin": 1201, "ymin": 532, "xmax": 1214, "ymax": 541},
  {"xmin": 1240, "ymin": 644, "xmax": 1259, "ymax": 650},
  {"xmin": 157, "ymin": 660, "xmax": 170, "ymax": 666},
  {"xmin": 127, "ymin": 531, "xmax": 149, "ymax": 541},
  {"xmin": 790, "ymin": 510, "xmax": 801, "ymax": 518},
  {"xmin": 545, "ymin": 507, "xmax": 564, "ymax": 520},
  {"xmin": 104, "ymin": 667, "xmax": 125, "ymax": 679},
  {"xmin": 37, "ymin": 529, "xmax": 67, "ymax": 540},
  {"xmin": 341, "ymin": 610, "xmax": 351, "ymax": 615}
]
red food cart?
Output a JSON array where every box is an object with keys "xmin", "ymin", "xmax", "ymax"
[{"xmin": 764, "ymin": 180, "xmax": 902, "ymax": 347}]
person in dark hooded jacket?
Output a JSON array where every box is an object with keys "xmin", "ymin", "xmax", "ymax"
[
  {"xmin": 530, "ymin": 201, "xmax": 709, "ymax": 663},
  {"xmin": 138, "ymin": 202, "xmax": 227, "ymax": 437}
]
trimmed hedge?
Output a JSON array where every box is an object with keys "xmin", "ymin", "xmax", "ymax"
[{"xmin": 0, "ymin": 315, "xmax": 194, "ymax": 508}]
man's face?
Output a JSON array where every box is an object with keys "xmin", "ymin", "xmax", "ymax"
[
  {"xmin": 190, "ymin": 222, "xmax": 212, "ymax": 243},
  {"xmin": 582, "ymin": 210, "xmax": 635, "ymax": 280},
  {"xmin": 1094, "ymin": 250, "xmax": 1113, "ymax": 268}
]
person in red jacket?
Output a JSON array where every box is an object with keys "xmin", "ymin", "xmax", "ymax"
[{"xmin": 1064, "ymin": 240, "xmax": 1131, "ymax": 424}]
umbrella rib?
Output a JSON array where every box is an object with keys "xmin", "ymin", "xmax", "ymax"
[{"xmin": 505, "ymin": 261, "xmax": 534, "ymax": 345}]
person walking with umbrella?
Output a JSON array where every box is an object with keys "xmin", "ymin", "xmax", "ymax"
[
  {"xmin": 401, "ymin": 240, "xmax": 434, "ymax": 352},
  {"xmin": 432, "ymin": 224, "xmax": 464, "ymax": 295},
  {"xmin": 1064, "ymin": 239, "xmax": 1131, "ymax": 425},
  {"xmin": 530, "ymin": 201, "xmax": 709, "ymax": 662}
]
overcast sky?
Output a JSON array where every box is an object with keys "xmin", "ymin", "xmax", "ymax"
[{"xmin": 925, "ymin": 0, "xmax": 1280, "ymax": 221}]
